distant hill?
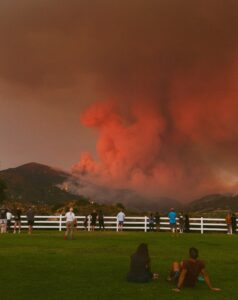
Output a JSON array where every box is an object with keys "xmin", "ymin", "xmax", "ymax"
[
  {"xmin": 0, "ymin": 163, "xmax": 88, "ymax": 206},
  {"xmin": 187, "ymin": 194, "xmax": 238, "ymax": 213},
  {"xmin": 1, "ymin": 163, "xmax": 237, "ymax": 214}
]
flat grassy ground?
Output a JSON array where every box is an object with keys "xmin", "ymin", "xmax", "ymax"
[{"xmin": 0, "ymin": 231, "xmax": 237, "ymax": 300}]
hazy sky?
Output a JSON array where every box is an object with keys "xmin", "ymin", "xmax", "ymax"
[{"xmin": 1, "ymin": 0, "xmax": 238, "ymax": 200}]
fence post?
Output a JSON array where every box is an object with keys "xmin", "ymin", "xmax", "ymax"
[
  {"xmin": 88, "ymin": 215, "xmax": 91, "ymax": 232},
  {"xmin": 201, "ymin": 217, "xmax": 204, "ymax": 234},
  {"xmin": 144, "ymin": 216, "xmax": 147, "ymax": 232},
  {"xmin": 59, "ymin": 215, "xmax": 62, "ymax": 231}
]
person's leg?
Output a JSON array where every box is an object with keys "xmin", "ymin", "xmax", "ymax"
[
  {"xmin": 18, "ymin": 221, "xmax": 21, "ymax": 233},
  {"xmin": 64, "ymin": 222, "xmax": 70, "ymax": 239},
  {"xmin": 167, "ymin": 261, "xmax": 180, "ymax": 281}
]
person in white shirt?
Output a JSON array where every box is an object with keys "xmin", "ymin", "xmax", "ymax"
[
  {"xmin": 6, "ymin": 210, "xmax": 12, "ymax": 233},
  {"xmin": 64, "ymin": 207, "xmax": 76, "ymax": 240},
  {"xmin": 117, "ymin": 211, "xmax": 126, "ymax": 231}
]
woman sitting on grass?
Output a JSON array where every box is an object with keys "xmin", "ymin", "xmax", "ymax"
[{"xmin": 127, "ymin": 243, "xmax": 159, "ymax": 283}]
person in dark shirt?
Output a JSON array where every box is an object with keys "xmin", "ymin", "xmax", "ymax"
[
  {"xmin": 14, "ymin": 207, "xmax": 22, "ymax": 234},
  {"xmin": 0, "ymin": 206, "xmax": 7, "ymax": 233},
  {"xmin": 84, "ymin": 215, "xmax": 89, "ymax": 231},
  {"xmin": 91, "ymin": 210, "xmax": 97, "ymax": 231},
  {"xmin": 148, "ymin": 213, "xmax": 155, "ymax": 232},
  {"xmin": 127, "ymin": 243, "xmax": 158, "ymax": 283},
  {"xmin": 26, "ymin": 207, "xmax": 35, "ymax": 234},
  {"xmin": 154, "ymin": 212, "xmax": 160, "ymax": 231},
  {"xmin": 231, "ymin": 213, "xmax": 237, "ymax": 234},
  {"xmin": 168, "ymin": 247, "xmax": 220, "ymax": 292},
  {"xmin": 179, "ymin": 213, "xmax": 185, "ymax": 233},
  {"xmin": 98, "ymin": 210, "xmax": 105, "ymax": 231},
  {"xmin": 184, "ymin": 214, "xmax": 190, "ymax": 233}
]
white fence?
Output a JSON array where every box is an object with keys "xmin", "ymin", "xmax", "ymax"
[{"xmin": 9, "ymin": 216, "xmax": 237, "ymax": 234}]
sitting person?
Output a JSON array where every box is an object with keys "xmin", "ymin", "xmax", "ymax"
[
  {"xmin": 167, "ymin": 247, "xmax": 220, "ymax": 292},
  {"xmin": 127, "ymin": 243, "xmax": 158, "ymax": 283}
]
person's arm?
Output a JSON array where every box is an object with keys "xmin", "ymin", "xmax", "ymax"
[
  {"xmin": 172, "ymin": 269, "xmax": 187, "ymax": 292},
  {"xmin": 201, "ymin": 269, "xmax": 221, "ymax": 291}
]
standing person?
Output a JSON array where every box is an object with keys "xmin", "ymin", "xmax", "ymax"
[
  {"xmin": 0, "ymin": 206, "xmax": 7, "ymax": 233},
  {"xmin": 225, "ymin": 212, "xmax": 232, "ymax": 235},
  {"xmin": 83, "ymin": 215, "xmax": 89, "ymax": 231},
  {"xmin": 231, "ymin": 213, "xmax": 237, "ymax": 234},
  {"xmin": 26, "ymin": 207, "xmax": 35, "ymax": 235},
  {"xmin": 184, "ymin": 214, "xmax": 190, "ymax": 233},
  {"xmin": 168, "ymin": 208, "xmax": 177, "ymax": 235},
  {"xmin": 127, "ymin": 243, "xmax": 158, "ymax": 283},
  {"xmin": 148, "ymin": 213, "xmax": 155, "ymax": 232},
  {"xmin": 14, "ymin": 207, "xmax": 22, "ymax": 234},
  {"xmin": 168, "ymin": 247, "xmax": 220, "ymax": 292},
  {"xmin": 91, "ymin": 209, "xmax": 98, "ymax": 231},
  {"xmin": 6, "ymin": 209, "xmax": 12, "ymax": 233},
  {"xmin": 154, "ymin": 212, "xmax": 160, "ymax": 231},
  {"xmin": 98, "ymin": 210, "xmax": 105, "ymax": 231},
  {"xmin": 179, "ymin": 213, "xmax": 185, "ymax": 233},
  {"xmin": 117, "ymin": 210, "xmax": 126, "ymax": 231},
  {"xmin": 64, "ymin": 207, "xmax": 76, "ymax": 240}
]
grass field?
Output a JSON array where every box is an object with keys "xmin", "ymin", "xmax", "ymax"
[{"xmin": 0, "ymin": 231, "xmax": 237, "ymax": 300}]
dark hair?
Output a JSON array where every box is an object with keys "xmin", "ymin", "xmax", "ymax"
[
  {"xmin": 189, "ymin": 247, "xmax": 199, "ymax": 259},
  {"xmin": 136, "ymin": 243, "xmax": 149, "ymax": 259}
]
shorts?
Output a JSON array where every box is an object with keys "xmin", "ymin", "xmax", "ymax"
[
  {"xmin": 28, "ymin": 220, "xmax": 34, "ymax": 226},
  {"xmin": 66, "ymin": 221, "xmax": 74, "ymax": 229},
  {"xmin": 91, "ymin": 220, "xmax": 96, "ymax": 226},
  {"xmin": 171, "ymin": 271, "xmax": 180, "ymax": 283},
  {"xmin": 0, "ymin": 219, "xmax": 7, "ymax": 225},
  {"xmin": 119, "ymin": 221, "xmax": 124, "ymax": 225},
  {"xmin": 15, "ymin": 219, "xmax": 21, "ymax": 225},
  {"xmin": 170, "ymin": 223, "xmax": 177, "ymax": 228}
]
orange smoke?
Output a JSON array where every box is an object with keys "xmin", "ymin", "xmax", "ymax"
[{"xmin": 73, "ymin": 61, "xmax": 238, "ymax": 201}]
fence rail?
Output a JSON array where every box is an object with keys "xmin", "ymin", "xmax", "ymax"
[{"xmin": 7, "ymin": 215, "xmax": 238, "ymax": 234}]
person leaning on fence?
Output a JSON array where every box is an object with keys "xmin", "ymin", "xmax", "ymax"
[
  {"xmin": 117, "ymin": 210, "xmax": 126, "ymax": 231},
  {"xmin": 168, "ymin": 208, "xmax": 177, "ymax": 235},
  {"xmin": 98, "ymin": 210, "xmax": 105, "ymax": 231},
  {"xmin": 184, "ymin": 214, "xmax": 190, "ymax": 233},
  {"xmin": 0, "ymin": 206, "xmax": 7, "ymax": 233},
  {"xmin": 231, "ymin": 213, "xmax": 237, "ymax": 234},
  {"xmin": 6, "ymin": 209, "xmax": 12, "ymax": 233},
  {"xmin": 14, "ymin": 207, "xmax": 22, "ymax": 234},
  {"xmin": 167, "ymin": 247, "xmax": 220, "ymax": 292},
  {"xmin": 127, "ymin": 243, "xmax": 159, "ymax": 283},
  {"xmin": 91, "ymin": 209, "xmax": 98, "ymax": 231},
  {"xmin": 154, "ymin": 212, "xmax": 160, "ymax": 231},
  {"xmin": 148, "ymin": 213, "xmax": 155, "ymax": 232},
  {"xmin": 225, "ymin": 212, "xmax": 232, "ymax": 235},
  {"xmin": 83, "ymin": 215, "xmax": 89, "ymax": 231},
  {"xmin": 26, "ymin": 207, "xmax": 35, "ymax": 234},
  {"xmin": 64, "ymin": 207, "xmax": 76, "ymax": 240},
  {"xmin": 178, "ymin": 213, "xmax": 185, "ymax": 233}
]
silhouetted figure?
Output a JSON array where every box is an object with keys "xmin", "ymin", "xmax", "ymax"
[
  {"xmin": 98, "ymin": 210, "xmax": 105, "ymax": 230},
  {"xmin": 127, "ymin": 243, "xmax": 154, "ymax": 283},
  {"xmin": 148, "ymin": 213, "xmax": 155, "ymax": 231},
  {"xmin": 84, "ymin": 215, "xmax": 89, "ymax": 231},
  {"xmin": 184, "ymin": 214, "xmax": 190, "ymax": 233},
  {"xmin": 231, "ymin": 213, "xmax": 237, "ymax": 234},
  {"xmin": 91, "ymin": 210, "xmax": 97, "ymax": 231},
  {"xmin": 179, "ymin": 213, "xmax": 185, "ymax": 233},
  {"xmin": 154, "ymin": 212, "xmax": 160, "ymax": 231}
]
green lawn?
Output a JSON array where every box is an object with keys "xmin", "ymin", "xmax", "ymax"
[{"xmin": 0, "ymin": 231, "xmax": 237, "ymax": 300}]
